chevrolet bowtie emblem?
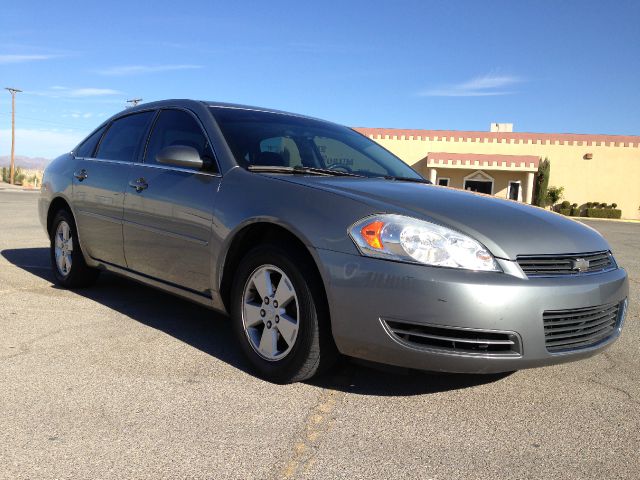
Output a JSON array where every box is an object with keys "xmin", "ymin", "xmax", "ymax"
[{"xmin": 573, "ymin": 258, "xmax": 590, "ymax": 272}]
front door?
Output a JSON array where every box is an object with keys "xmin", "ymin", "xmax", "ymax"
[
  {"xmin": 73, "ymin": 111, "xmax": 155, "ymax": 266},
  {"xmin": 123, "ymin": 108, "xmax": 221, "ymax": 294}
]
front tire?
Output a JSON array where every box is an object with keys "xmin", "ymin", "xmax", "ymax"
[
  {"xmin": 49, "ymin": 209, "xmax": 99, "ymax": 288},
  {"xmin": 231, "ymin": 244, "xmax": 337, "ymax": 383}
]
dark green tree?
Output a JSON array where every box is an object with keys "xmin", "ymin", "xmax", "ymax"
[{"xmin": 532, "ymin": 157, "xmax": 550, "ymax": 206}]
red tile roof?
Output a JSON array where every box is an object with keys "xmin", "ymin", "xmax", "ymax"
[
  {"xmin": 354, "ymin": 127, "xmax": 640, "ymax": 148},
  {"xmin": 427, "ymin": 152, "xmax": 540, "ymax": 169}
]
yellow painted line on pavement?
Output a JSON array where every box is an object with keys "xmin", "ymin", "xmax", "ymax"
[{"xmin": 279, "ymin": 382, "xmax": 348, "ymax": 479}]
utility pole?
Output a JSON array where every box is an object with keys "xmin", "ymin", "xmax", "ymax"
[
  {"xmin": 5, "ymin": 87, "xmax": 22, "ymax": 185},
  {"xmin": 126, "ymin": 98, "xmax": 142, "ymax": 108}
]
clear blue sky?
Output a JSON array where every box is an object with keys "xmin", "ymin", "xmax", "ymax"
[{"xmin": 1, "ymin": 0, "xmax": 639, "ymax": 158}]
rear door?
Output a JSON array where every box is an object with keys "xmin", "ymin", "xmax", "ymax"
[
  {"xmin": 123, "ymin": 108, "xmax": 221, "ymax": 295},
  {"xmin": 72, "ymin": 111, "xmax": 155, "ymax": 267}
]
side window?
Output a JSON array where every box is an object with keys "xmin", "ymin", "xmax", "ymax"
[
  {"xmin": 314, "ymin": 136, "xmax": 387, "ymax": 175},
  {"xmin": 145, "ymin": 109, "xmax": 216, "ymax": 171},
  {"xmin": 75, "ymin": 125, "xmax": 106, "ymax": 158},
  {"xmin": 258, "ymin": 137, "xmax": 302, "ymax": 166},
  {"xmin": 95, "ymin": 111, "xmax": 155, "ymax": 162}
]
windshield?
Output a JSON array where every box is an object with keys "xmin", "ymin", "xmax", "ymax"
[{"xmin": 210, "ymin": 107, "xmax": 423, "ymax": 179}]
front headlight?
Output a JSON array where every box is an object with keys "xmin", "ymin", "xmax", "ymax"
[{"xmin": 348, "ymin": 214, "xmax": 500, "ymax": 272}]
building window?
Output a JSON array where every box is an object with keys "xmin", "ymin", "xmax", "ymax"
[
  {"xmin": 508, "ymin": 181, "xmax": 522, "ymax": 201},
  {"xmin": 437, "ymin": 177, "xmax": 450, "ymax": 187}
]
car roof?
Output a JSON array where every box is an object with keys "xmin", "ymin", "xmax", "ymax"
[{"xmin": 121, "ymin": 99, "xmax": 328, "ymax": 123}]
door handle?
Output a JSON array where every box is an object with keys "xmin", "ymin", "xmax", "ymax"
[
  {"xmin": 128, "ymin": 178, "xmax": 148, "ymax": 192},
  {"xmin": 73, "ymin": 169, "xmax": 88, "ymax": 181}
]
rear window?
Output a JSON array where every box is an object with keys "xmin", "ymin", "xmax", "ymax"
[{"xmin": 96, "ymin": 111, "xmax": 155, "ymax": 162}]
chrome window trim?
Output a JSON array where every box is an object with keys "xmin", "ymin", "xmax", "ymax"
[
  {"xmin": 83, "ymin": 157, "xmax": 132, "ymax": 166},
  {"xmin": 133, "ymin": 161, "xmax": 222, "ymax": 178},
  {"xmin": 78, "ymin": 157, "xmax": 221, "ymax": 178}
]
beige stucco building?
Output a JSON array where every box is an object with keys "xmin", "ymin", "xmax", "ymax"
[{"xmin": 355, "ymin": 126, "xmax": 640, "ymax": 219}]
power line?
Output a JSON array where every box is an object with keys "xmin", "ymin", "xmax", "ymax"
[
  {"xmin": 5, "ymin": 88, "xmax": 22, "ymax": 184},
  {"xmin": 0, "ymin": 111, "xmax": 91, "ymax": 129}
]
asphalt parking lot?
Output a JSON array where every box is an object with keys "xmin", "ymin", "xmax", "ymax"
[{"xmin": 0, "ymin": 190, "xmax": 638, "ymax": 480}]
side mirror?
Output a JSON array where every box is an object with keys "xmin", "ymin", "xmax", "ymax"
[{"xmin": 156, "ymin": 145, "xmax": 203, "ymax": 170}]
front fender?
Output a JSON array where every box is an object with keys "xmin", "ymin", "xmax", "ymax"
[{"xmin": 209, "ymin": 168, "xmax": 377, "ymax": 307}]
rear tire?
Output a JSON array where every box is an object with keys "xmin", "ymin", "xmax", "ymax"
[
  {"xmin": 49, "ymin": 209, "xmax": 100, "ymax": 288},
  {"xmin": 231, "ymin": 244, "xmax": 338, "ymax": 383}
]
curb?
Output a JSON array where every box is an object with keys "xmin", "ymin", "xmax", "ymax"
[{"xmin": 578, "ymin": 217, "xmax": 640, "ymax": 224}]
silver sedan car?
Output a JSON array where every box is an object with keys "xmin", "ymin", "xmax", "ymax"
[{"xmin": 39, "ymin": 100, "xmax": 629, "ymax": 383}]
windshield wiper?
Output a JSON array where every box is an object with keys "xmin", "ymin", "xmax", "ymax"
[
  {"xmin": 382, "ymin": 175, "xmax": 432, "ymax": 184},
  {"xmin": 248, "ymin": 165, "xmax": 362, "ymax": 177}
]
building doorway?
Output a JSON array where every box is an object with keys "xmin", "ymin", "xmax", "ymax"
[
  {"xmin": 463, "ymin": 170, "xmax": 494, "ymax": 194},
  {"xmin": 508, "ymin": 181, "xmax": 522, "ymax": 201},
  {"xmin": 464, "ymin": 180, "xmax": 492, "ymax": 194}
]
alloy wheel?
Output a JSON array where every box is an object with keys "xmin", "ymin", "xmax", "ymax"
[
  {"xmin": 241, "ymin": 264, "xmax": 300, "ymax": 361},
  {"xmin": 54, "ymin": 220, "xmax": 73, "ymax": 276}
]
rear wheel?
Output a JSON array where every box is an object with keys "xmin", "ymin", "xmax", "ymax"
[
  {"xmin": 49, "ymin": 209, "xmax": 99, "ymax": 288},
  {"xmin": 231, "ymin": 244, "xmax": 337, "ymax": 383}
]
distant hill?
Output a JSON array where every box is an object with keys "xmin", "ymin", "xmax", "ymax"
[{"xmin": 0, "ymin": 155, "xmax": 50, "ymax": 170}]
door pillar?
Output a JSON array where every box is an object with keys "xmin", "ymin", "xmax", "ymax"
[
  {"xmin": 428, "ymin": 168, "xmax": 437, "ymax": 184},
  {"xmin": 524, "ymin": 172, "xmax": 534, "ymax": 204}
]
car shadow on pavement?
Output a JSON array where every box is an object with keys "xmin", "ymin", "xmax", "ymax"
[{"xmin": 2, "ymin": 247, "xmax": 512, "ymax": 396}]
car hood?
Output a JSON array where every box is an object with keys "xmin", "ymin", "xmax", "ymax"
[{"xmin": 271, "ymin": 176, "xmax": 610, "ymax": 260}]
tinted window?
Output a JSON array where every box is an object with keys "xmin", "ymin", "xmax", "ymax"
[
  {"xmin": 75, "ymin": 125, "xmax": 106, "ymax": 158},
  {"xmin": 314, "ymin": 136, "xmax": 386, "ymax": 175},
  {"xmin": 96, "ymin": 111, "xmax": 155, "ymax": 162},
  {"xmin": 145, "ymin": 109, "xmax": 216, "ymax": 171},
  {"xmin": 210, "ymin": 107, "xmax": 421, "ymax": 179},
  {"xmin": 259, "ymin": 137, "xmax": 302, "ymax": 166}
]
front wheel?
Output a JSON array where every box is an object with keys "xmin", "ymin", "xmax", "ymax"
[
  {"xmin": 231, "ymin": 244, "xmax": 337, "ymax": 383},
  {"xmin": 49, "ymin": 209, "xmax": 100, "ymax": 288}
]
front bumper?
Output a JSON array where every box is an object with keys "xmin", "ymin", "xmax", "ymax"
[{"xmin": 318, "ymin": 249, "xmax": 629, "ymax": 373}]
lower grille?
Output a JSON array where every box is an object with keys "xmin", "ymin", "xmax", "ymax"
[
  {"xmin": 543, "ymin": 301, "xmax": 623, "ymax": 352},
  {"xmin": 517, "ymin": 251, "xmax": 615, "ymax": 277},
  {"xmin": 382, "ymin": 319, "xmax": 521, "ymax": 355}
]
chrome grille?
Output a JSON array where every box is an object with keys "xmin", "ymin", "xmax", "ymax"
[
  {"xmin": 543, "ymin": 301, "xmax": 623, "ymax": 352},
  {"xmin": 517, "ymin": 251, "xmax": 615, "ymax": 278},
  {"xmin": 383, "ymin": 319, "xmax": 522, "ymax": 355}
]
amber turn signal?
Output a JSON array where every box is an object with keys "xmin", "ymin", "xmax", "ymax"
[{"xmin": 360, "ymin": 221, "xmax": 385, "ymax": 249}]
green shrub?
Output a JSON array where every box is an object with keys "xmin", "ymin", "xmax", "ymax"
[
  {"xmin": 612, "ymin": 203, "xmax": 618, "ymax": 208},
  {"xmin": 586, "ymin": 208, "xmax": 622, "ymax": 219},
  {"xmin": 560, "ymin": 200, "xmax": 571, "ymax": 208},
  {"xmin": 546, "ymin": 186, "xmax": 565, "ymax": 207},
  {"xmin": 570, "ymin": 208, "xmax": 580, "ymax": 216},
  {"xmin": 558, "ymin": 208, "xmax": 572, "ymax": 216},
  {"xmin": 599, "ymin": 202, "xmax": 607, "ymax": 208},
  {"xmin": 571, "ymin": 203, "xmax": 578, "ymax": 208}
]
